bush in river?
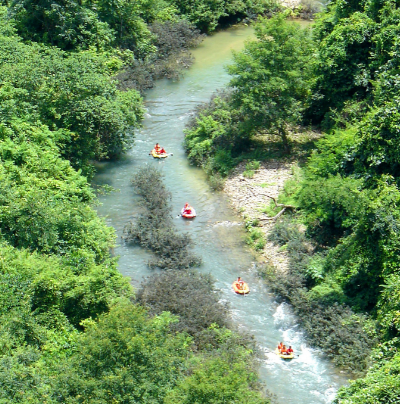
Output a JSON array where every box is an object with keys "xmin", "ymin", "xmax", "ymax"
[
  {"xmin": 117, "ymin": 20, "xmax": 204, "ymax": 93},
  {"xmin": 137, "ymin": 270, "xmax": 230, "ymax": 346},
  {"xmin": 124, "ymin": 166, "xmax": 202, "ymax": 269}
]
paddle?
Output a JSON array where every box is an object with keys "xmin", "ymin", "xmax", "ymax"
[{"xmin": 176, "ymin": 208, "xmax": 186, "ymax": 218}]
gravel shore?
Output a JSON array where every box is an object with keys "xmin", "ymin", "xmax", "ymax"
[{"xmin": 223, "ymin": 160, "xmax": 295, "ymax": 273}]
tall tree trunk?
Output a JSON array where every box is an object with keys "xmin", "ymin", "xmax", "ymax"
[{"xmin": 278, "ymin": 126, "xmax": 291, "ymax": 154}]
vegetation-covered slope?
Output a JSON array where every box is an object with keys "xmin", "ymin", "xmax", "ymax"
[
  {"xmin": 184, "ymin": 3, "xmax": 400, "ymax": 401},
  {"xmin": 0, "ymin": 0, "xmax": 279, "ymax": 402}
]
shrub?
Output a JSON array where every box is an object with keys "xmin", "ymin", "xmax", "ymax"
[
  {"xmin": 246, "ymin": 160, "xmax": 261, "ymax": 171},
  {"xmin": 208, "ymin": 173, "xmax": 225, "ymax": 191},
  {"xmin": 246, "ymin": 227, "xmax": 266, "ymax": 251},
  {"xmin": 184, "ymin": 89, "xmax": 248, "ymax": 176},
  {"xmin": 137, "ymin": 271, "xmax": 230, "ymax": 346},
  {"xmin": 255, "ymin": 238, "xmax": 267, "ymax": 251},
  {"xmin": 243, "ymin": 169, "xmax": 255, "ymax": 178},
  {"xmin": 117, "ymin": 20, "xmax": 204, "ymax": 93},
  {"xmin": 124, "ymin": 166, "xmax": 202, "ymax": 269},
  {"xmin": 334, "ymin": 351, "xmax": 400, "ymax": 403}
]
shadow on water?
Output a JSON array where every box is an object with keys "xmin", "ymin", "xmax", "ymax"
[{"xmin": 93, "ymin": 24, "xmax": 349, "ymax": 404}]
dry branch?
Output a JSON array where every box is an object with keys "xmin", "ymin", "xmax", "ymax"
[
  {"xmin": 259, "ymin": 208, "xmax": 287, "ymax": 221},
  {"xmin": 246, "ymin": 185, "xmax": 296, "ymax": 222},
  {"xmin": 247, "ymin": 185, "xmax": 296, "ymax": 208}
]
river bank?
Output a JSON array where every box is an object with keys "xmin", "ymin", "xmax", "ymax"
[
  {"xmin": 223, "ymin": 159, "xmax": 294, "ymax": 273},
  {"xmin": 221, "ymin": 141, "xmax": 375, "ymax": 376}
]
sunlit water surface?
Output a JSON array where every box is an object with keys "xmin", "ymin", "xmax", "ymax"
[{"xmin": 94, "ymin": 25, "xmax": 349, "ymax": 403}]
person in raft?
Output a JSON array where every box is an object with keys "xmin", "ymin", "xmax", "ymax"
[
  {"xmin": 154, "ymin": 143, "xmax": 161, "ymax": 153},
  {"xmin": 279, "ymin": 344, "xmax": 294, "ymax": 355},
  {"xmin": 278, "ymin": 342, "xmax": 283, "ymax": 352},
  {"xmin": 236, "ymin": 276, "xmax": 245, "ymax": 290},
  {"xmin": 183, "ymin": 203, "xmax": 192, "ymax": 214},
  {"xmin": 159, "ymin": 147, "xmax": 166, "ymax": 154}
]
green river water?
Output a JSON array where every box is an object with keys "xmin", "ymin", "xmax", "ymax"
[{"xmin": 94, "ymin": 25, "xmax": 349, "ymax": 403}]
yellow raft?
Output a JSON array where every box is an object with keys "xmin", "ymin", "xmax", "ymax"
[
  {"xmin": 232, "ymin": 281, "xmax": 250, "ymax": 295},
  {"xmin": 151, "ymin": 149, "xmax": 168, "ymax": 158},
  {"xmin": 275, "ymin": 348, "xmax": 294, "ymax": 359}
]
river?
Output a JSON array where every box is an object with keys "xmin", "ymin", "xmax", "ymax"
[{"xmin": 94, "ymin": 25, "xmax": 349, "ymax": 404}]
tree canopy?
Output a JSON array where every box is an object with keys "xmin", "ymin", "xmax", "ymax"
[
  {"xmin": 0, "ymin": 1, "xmax": 274, "ymax": 402},
  {"xmin": 228, "ymin": 13, "xmax": 315, "ymax": 151},
  {"xmin": 184, "ymin": 1, "xmax": 400, "ymax": 400}
]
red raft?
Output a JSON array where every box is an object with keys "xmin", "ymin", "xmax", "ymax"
[
  {"xmin": 181, "ymin": 207, "xmax": 196, "ymax": 219},
  {"xmin": 232, "ymin": 280, "xmax": 250, "ymax": 295}
]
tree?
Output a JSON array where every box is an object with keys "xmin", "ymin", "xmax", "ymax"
[
  {"xmin": 165, "ymin": 354, "xmax": 270, "ymax": 404},
  {"xmin": 0, "ymin": 35, "xmax": 144, "ymax": 170},
  {"xmin": 9, "ymin": 0, "xmax": 114, "ymax": 50},
  {"xmin": 227, "ymin": 13, "xmax": 315, "ymax": 152},
  {"xmin": 311, "ymin": 12, "xmax": 376, "ymax": 120},
  {"xmin": 54, "ymin": 301, "xmax": 191, "ymax": 403},
  {"xmin": 170, "ymin": 0, "xmax": 277, "ymax": 33},
  {"xmin": 334, "ymin": 353, "xmax": 400, "ymax": 403}
]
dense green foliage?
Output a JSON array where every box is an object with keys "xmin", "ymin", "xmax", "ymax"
[
  {"xmin": 184, "ymin": 1, "xmax": 400, "ymax": 400},
  {"xmin": 334, "ymin": 349, "xmax": 400, "ymax": 403},
  {"xmin": 165, "ymin": 354, "xmax": 269, "ymax": 404},
  {"xmin": 228, "ymin": 13, "xmax": 315, "ymax": 152},
  {"xmin": 260, "ymin": 218, "xmax": 376, "ymax": 373},
  {"xmin": 0, "ymin": 0, "xmax": 279, "ymax": 401},
  {"xmin": 52, "ymin": 301, "xmax": 191, "ymax": 403},
  {"xmin": 184, "ymin": 15, "xmax": 315, "ymax": 177},
  {"xmin": 160, "ymin": 0, "xmax": 279, "ymax": 32},
  {"xmin": 7, "ymin": 0, "xmax": 278, "ymax": 52},
  {"xmin": 0, "ymin": 9, "xmax": 144, "ymax": 172},
  {"xmin": 3, "ymin": 0, "xmax": 280, "ymax": 100}
]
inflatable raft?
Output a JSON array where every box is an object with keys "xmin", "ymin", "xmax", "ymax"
[
  {"xmin": 181, "ymin": 207, "xmax": 196, "ymax": 219},
  {"xmin": 232, "ymin": 281, "xmax": 250, "ymax": 295},
  {"xmin": 275, "ymin": 348, "xmax": 294, "ymax": 359},
  {"xmin": 151, "ymin": 149, "xmax": 168, "ymax": 158}
]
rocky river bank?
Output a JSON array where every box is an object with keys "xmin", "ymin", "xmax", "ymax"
[{"xmin": 223, "ymin": 159, "xmax": 295, "ymax": 272}]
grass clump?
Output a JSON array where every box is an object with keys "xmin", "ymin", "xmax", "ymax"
[
  {"xmin": 243, "ymin": 161, "xmax": 261, "ymax": 179},
  {"xmin": 247, "ymin": 161, "xmax": 261, "ymax": 171},
  {"xmin": 243, "ymin": 169, "xmax": 255, "ymax": 179},
  {"xmin": 259, "ymin": 201, "xmax": 282, "ymax": 217},
  {"xmin": 255, "ymin": 182, "xmax": 277, "ymax": 188},
  {"xmin": 245, "ymin": 221, "xmax": 266, "ymax": 251}
]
